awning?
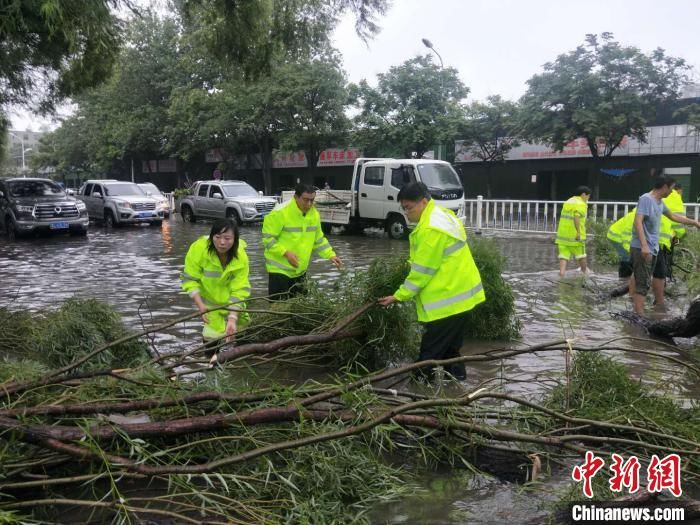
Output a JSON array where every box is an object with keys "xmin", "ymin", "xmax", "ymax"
[{"xmin": 600, "ymin": 168, "xmax": 636, "ymax": 177}]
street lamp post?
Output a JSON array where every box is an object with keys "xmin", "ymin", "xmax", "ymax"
[
  {"xmin": 8, "ymin": 132, "xmax": 32, "ymax": 175},
  {"xmin": 422, "ymin": 38, "xmax": 446, "ymax": 160}
]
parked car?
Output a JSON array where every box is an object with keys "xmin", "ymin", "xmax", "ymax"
[
  {"xmin": 138, "ymin": 182, "xmax": 171, "ymax": 218},
  {"xmin": 179, "ymin": 180, "xmax": 277, "ymax": 224},
  {"xmin": 0, "ymin": 178, "xmax": 89, "ymax": 239},
  {"xmin": 77, "ymin": 180, "xmax": 163, "ymax": 227}
]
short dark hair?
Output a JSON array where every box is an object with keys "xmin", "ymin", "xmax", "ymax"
[
  {"xmin": 652, "ymin": 176, "xmax": 675, "ymax": 190},
  {"xmin": 397, "ymin": 181, "xmax": 431, "ymax": 202},
  {"xmin": 673, "ymin": 182, "xmax": 682, "ymax": 190},
  {"xmin": 207, "ymin": 219, "xmax": 239, "ymax": 267},
  {"xmin": 575, "ymin": 185, "xmax": 592, "ymax": 196},
  {"xmin": 294, "ymin": 183, "xmax": 317, "ymax": 196}
]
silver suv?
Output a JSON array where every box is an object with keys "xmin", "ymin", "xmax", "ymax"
[
  {"xmin": 179, "ymin": 180, "xmax": 277, "ymax": 224},
  {"xmin": 77, "ymin": 180, "xmax": 163, "ymax": 227}
]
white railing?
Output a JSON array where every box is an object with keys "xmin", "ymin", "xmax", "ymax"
[{"xmin": 465, "ymin": 196, "xmax": 700, "ymax": 234}]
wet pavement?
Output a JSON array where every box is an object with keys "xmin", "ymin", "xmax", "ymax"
[{"xmin": 1, "ymin": 217, "xmax": 697, "ymax": 524}]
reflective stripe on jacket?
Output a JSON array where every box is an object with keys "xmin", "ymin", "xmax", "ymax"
[
  {"xmin": 607, "ymin": 209, "xmax": 636, "ymax": 253},
  {"xmin": 181, "ymin": 236, "xmax": 251, "ymax": 338},
  {"xmin": 262, "ymin": 198, "xmax": 335, "ymax": 278},
  {"xmin": 664, "ymin": 189, "xmax": 686, "ymax": 239},
  {"xmin": 556, "ymin": 196, "xmax": 588, "ymax": 246},
  {"xmin": 394, "ymin": 199, "xmax": 485, "ymax": 323}
]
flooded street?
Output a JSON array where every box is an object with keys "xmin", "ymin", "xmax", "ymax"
[
  {"xmin": 1, "ymin": 218, "xmax": 698, "ymax": 524},
  {"xmin": 1, "ymin": 218, "xmax": 695, "ymax": 395}
]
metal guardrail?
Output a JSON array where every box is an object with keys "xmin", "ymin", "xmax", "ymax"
[{"xmin": 465, "ymin": 196, "xmax": 700, "ymax": 234}]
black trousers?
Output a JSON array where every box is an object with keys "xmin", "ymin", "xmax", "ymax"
[
  {"xmin": 268, "ymin": 272, "xmax": 307, "ymax": 301},
  {"xmin": 416, "ymin": 310, "xmax": 469, "ymax": 381}
]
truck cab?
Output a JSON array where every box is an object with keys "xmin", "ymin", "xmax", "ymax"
[
  {"xmin": 280, "ymin": 158, "xmax": 466, "ymax": 239},
  {"xmin": 354, "ymin": 158, "xmax": 465, "ymax": 239}
]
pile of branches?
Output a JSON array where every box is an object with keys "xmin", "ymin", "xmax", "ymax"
[
  {"xmin": 1, "ymin": 256, "xmax": 698, "ymax": 523},
  {"xmin": 1, "ymin": 310, "xmax": 698, "ymax": 523}
]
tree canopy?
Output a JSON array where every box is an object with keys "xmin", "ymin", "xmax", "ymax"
[
  {"xmin": 351, "ymin": 55, "xmax": 469, "ymax": 158},
  {"xmin": 458, "ymin": 95, "xmax": 519, "ymax": 163},
  {"xmin": 0, "ymin": 0, "xmax": 134, "ymax": 159},
  {"xmin": 518, "ymin": 33, "xmax": 690, "ymax": 197}
]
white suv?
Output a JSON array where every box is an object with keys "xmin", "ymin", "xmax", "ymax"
[{"xmin": 77, "ymin": 180, "xmax": 163, "ymax": 227}]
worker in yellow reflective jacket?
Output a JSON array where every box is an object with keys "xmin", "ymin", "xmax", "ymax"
[
  {"xmin": 607, "ymin": 208, "xmax": 636, "ymax": 278},
  {"xmin": 181, "ymin": 219, "xmax": 251, "ymax": 348},
  {"xmin": 665, "ymin": 183, "xmax": 687, "ymax": 241},
  {"xmin": 555, "ymin": 186, "xmax": 591, "ymax": 277},
  {"xmin": 378, "ymin": 182, "xmax": 485, "ymax": 381},
  {"xmin": 262, "ymin": 184, "xmax": 342, "ymax": 299}
]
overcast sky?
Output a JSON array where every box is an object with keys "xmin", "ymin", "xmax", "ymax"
[
  {"xmin": 10, "ymin": 0, "xmax": 700, "ymax": 131},
  {"xmin": 332, "ymin": 0, "xmax": 700, "ymax": 100}
]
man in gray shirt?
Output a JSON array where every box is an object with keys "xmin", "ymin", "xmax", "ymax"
[{"xmin": 630, "ymin": 176, "xmax": 700, "ymax": 314}]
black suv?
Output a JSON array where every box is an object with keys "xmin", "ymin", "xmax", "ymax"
[{"xmin": 0, "ymin": 178, "xmax": 89, "ymax": 239}]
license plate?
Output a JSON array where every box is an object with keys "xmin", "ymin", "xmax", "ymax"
[
  {"xmin": 138, "ymin": 212, "xmax": 153, "ymax": 218},
  {"xmin": 49, "ymin": 222, "xmax": 69, "ymax": 229}
]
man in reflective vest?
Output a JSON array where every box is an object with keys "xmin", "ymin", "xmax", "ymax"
[
  {"xmin": 607, "ymin": 209, "xmax": 636, "ymax": 278},
  {"xmin": 555, "ymin": 186, "xmax": 591, "ymax": 277},
  {"xmin": 262, "ymin": 183, "xmax": 342, "ymax": 299},
  {"xmin": 378, "ymin": 182, "xmax": 485, "ymax": 381},
  {"xmin": 665, "ymin": 183, "xmax": 686, "ymax": 241}
]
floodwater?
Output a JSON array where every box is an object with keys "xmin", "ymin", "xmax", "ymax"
[{"xmin": 0, "ymin": 218, "xmax": 697, "ymax": 524}]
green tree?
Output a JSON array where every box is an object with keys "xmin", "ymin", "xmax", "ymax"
[
  {"xmin": 273, "ymin": 57, "xmax": 350, "ymax": 173},
  {"xmin": 457, "ymin": 96, "xmax": 520, "ymax": 197},
  {"xmin": 351, "ymin": 55, "xmax": 469, "ymax": 158},
  {"xmin": 178, "ymin": 0, "xmax": 388, "ymax": 77},
  {"xmin": 0, "ymin": 0, "xmax": 132, "ymax": 159},
  {"xmin": 519, "ymin": 33, "xmax": 689, "ymax": 199},
  {"xmin": 36, "ymin": 14, "xmax": 186, "ymax": 175}
]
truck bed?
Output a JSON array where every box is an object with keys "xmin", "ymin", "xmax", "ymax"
[{"xmin": 281, "ymin": 190, "xmax": 352, "ymax": 225}]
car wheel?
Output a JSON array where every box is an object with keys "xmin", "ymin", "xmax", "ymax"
[
  {"xmin": 386, "ymin": 214, "xmax": 408, "ymax": 240},
  {"xmin": 5, "ymin": 217, "xmax": 19, "ymax": 240},
  {"xmin": 227, "ymin": 208, "xmax": 241, "ymax": 225},
  {"xmin": 104, "ymin": 210, "xmax": 116, "ymax": 228},
  {"xmin": 181, "ymin": 205, "xmax": 196, "ymax": 223}
]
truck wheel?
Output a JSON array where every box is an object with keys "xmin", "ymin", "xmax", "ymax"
[
  {"xmin": 181, "ymin": 205, "xmax": 196, "ymax": 223},
  {"xmin": 227, "ymin": 208, "xmax": 241, "ymax": 225},
  {"xmin": 386, "ymin": 215, "xmax": 408, "ymax": 240},
  {"xmin": 104, "ymin": 210, "xmax": 117, "ymax": 228}
]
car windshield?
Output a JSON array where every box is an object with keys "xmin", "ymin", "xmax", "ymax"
[
  {"xmin": 222, "ymin": 183, "xmax": 258, "ymax": 198},
  {"xmin": 104, "ymin": 183, "xmax": 145, "ymax": 196},
  {"xmin": 8, "ymin": 180, "xmax": 64, "ymax": 197},
  {"xmin": 417, "ymin": 164, "xmax": 462, "ymax": 189},
  {"xmin": 139, "ymin": 183, "xmax": 163, "ymax": 197}
]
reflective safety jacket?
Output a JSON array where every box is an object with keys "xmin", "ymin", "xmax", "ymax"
[
  {"xmin": 394, "ymin": 199, "xmax": 485, "ymax": 323},
  {"xmin": 262, "ymin": 198, "xmax": 335, "ymax": 278},
  {"xmin": 181, "ymin": 236, "xmax": 251, "ymax": 339},
  {"xmin": 556, "ymin": 196, "xmax": 588, "ymax": 247},
  {"xmin": 607, "ymin": 209, "xmax": 636, "ymax": 252},
  {"xmin": 664, "ymin": 189, "xmax": 686, "ymax": 240}
]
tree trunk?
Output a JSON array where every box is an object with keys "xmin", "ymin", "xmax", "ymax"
[
  {"xmin": 587, "ymin": 157, "xmax": 601, "ymax": 200},
  {"xmin": 261, "ymin": 135, "xmax": 273, "ymax": 195}
]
